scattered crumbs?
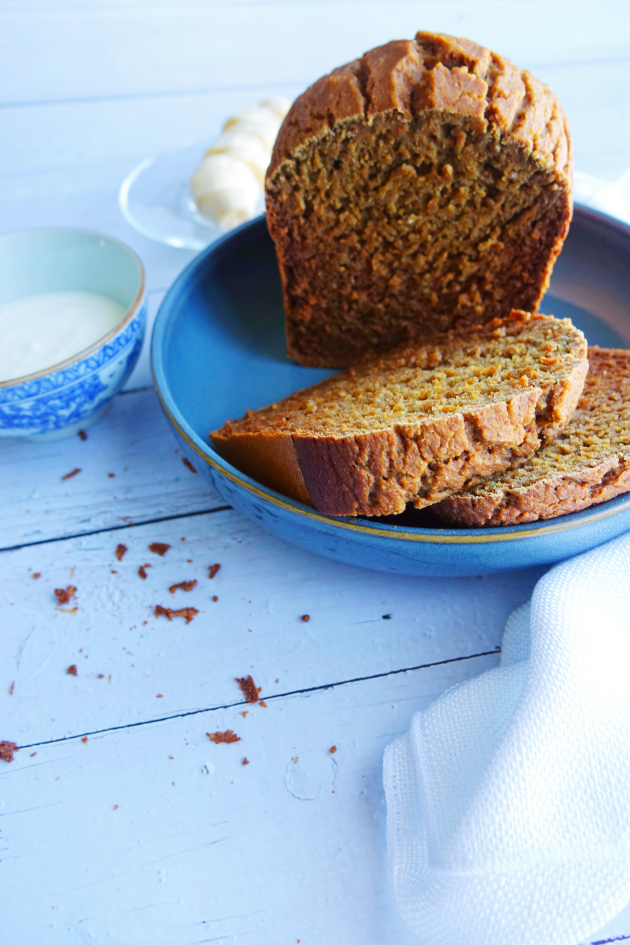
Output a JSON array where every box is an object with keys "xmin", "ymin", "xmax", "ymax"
[
  {"xmin": 169, "ymin": 579, "xmax": 197, "ymax": 594},
  {"xmin": 236, "ymin": 675, "xmax": 260, "ymax": 704},
  {"xmin": 30, "ymin": 752, "xmax": 37, "ymax": 757},
  {"xmin": 111, "ymin": 570, "xmax": 117, "ymax": 574},
  {"xmin": 108, "ymin": 675, "xmax": 112, "ymax": 682},
  {"xmin": 0, "ymin": 741, "xmax": 18, "ymax": 763},
  {"xmin": 143, "ymin": 620, "xmax": 147, "ymax": 626},
  {"xmin": 207, "ymin": 730, "xmax": 241, "ymax": 744},
  {"xmin": 57, "ymin": 606, "xmax": 78, "ymax": 614},
  {"xmin": 240, "ymin": 711, "xmax": 248, "ymax": 718},
  {"xmin": 154, "ymin": 604, "xmax": 199, "ymax": 624},
  {"xmin": 180, "ymin": 537, "xmax": 186, "ymax": 541},
  {"xmin": 330, "ymin": 746, "xmax": 337, "ymax": 754},
  {"xmin": 182, "ymin": 456, "xmax": 198, "ymax": 473},
  {"xmin": 33, "ymin": 572, "xmax": 41, "ymax": 579},
  {"xmin": 81, "ymin": 736, "xmax": 88, "ymax": 744},
  {"xmin": 242, "ymin": 757, "xmax": 249, "ymax": 765},
  {"xmin": 78, "ymin": 429, "xmax": 88, "ymax": 441},
  {"xmin": 98, "ymin": 674, "xmax": 104, "ymax": 679},
  {"xmin": 115, "ymin": 543, "xmax": 127, "ymax": 562},
  {"xmin": 113, "ymin": 805, "xmax": 119, "ymax": 810},
  {"xmin": 168, "ymin": 755, "xmax": 173, "ymax": 760},
  {"xmin": 172, "ymin": 782, "xmax": 175, "ymax": 787},
  {"xmin": 55, "ymin": 585, "xmax": 77, "ymax": 605},
  {"xmin": 62, "ymin": 467, "xmax": 82, "ymax": 480},
  {"xmin": 259, "ymin": 700, "xmax": 267, "ymax": 708},
  {"xmin": 186, "ymin": 559, "xmax": 192, "ymax": 563},
  {"xmin": 300, "ymin": 614, "xmax": 310, "ymax": 622},
  {"xmin": 9, "ymin": 681, "xmax": 14, "ymax": 696},
  {"xmin": 292, "ymin": 756, "xmax": 298, "ymax": 763},
  {"xmin": 138, "ymin": 564, "xmax": 151, "ymax": 580},
  {"xmin": 212, "ymin": 595, "xmax": 218, "ymax": 602},
  {"xmin": 149, "ymin": 542, "xmax": 171, "ymax": 556},
  {"xmin": 275, "ymin": 678, "xmax": 279, "ymax": 684},
  {"xmin": 156, "ymin": 694, "xmax": 163, "ymax": 699},
  {"xmin": 108, "ymin": 472, "xmax": 115, "ymax": 478},
  {"xmin": 66, "ymin": 665, "xmax": 78, "ymax": 676},
  {"xmin": 382, "ymin": 614, "xmax": 392, "ymax": 620},
  {"xmin": 208, "ymin": 563, "xmax": 221, "ymax": 579}
]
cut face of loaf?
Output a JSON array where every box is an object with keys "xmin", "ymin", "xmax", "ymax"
[
  {"xmin": 433, "ymin": 347, "xmax": 630, "ymax": 526},
  {"xmin": 266, "ymin": 31, "xmax": 572, "ymax": 368},
  {"xmin": 210, "ymin": 312, "xmax": 587, "ymax": 517}
]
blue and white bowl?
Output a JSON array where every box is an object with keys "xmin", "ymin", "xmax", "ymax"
[{"xmin": 0, "ymin": 228, "xmax": 146, "ymax": 441}]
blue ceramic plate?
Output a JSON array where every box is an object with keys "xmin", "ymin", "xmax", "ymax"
[{"xmin": 152, "ymin": 205, "xmax": 630, "ymax": 577}]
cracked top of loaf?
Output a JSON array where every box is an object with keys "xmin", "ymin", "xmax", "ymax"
[{"xmin": 269, "ymin": 32, "xmax": 571, "ymax": 182}]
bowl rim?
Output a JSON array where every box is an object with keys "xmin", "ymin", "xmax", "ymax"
[
  {"xmin": 0, "ymin": 227, "xmax": 146, "ymax": 389},
  {"xmin": 151, "ymin": 205, "xmax": 630, "ymax": 547}
]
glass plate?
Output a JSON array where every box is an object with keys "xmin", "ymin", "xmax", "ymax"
[{"xmin": 118, "ymin": 139, "xmax": 265, "ymax": 250}]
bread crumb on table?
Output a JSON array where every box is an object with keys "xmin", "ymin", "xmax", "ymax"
[
  {"xmin": 55, "ymin": 586, "xmax": 77, "ymax": 605},
  {"xmin": 115, "ymin": 543, "xmax": 127, "ymax": 561},
  {"xmin": 138, "ymin": 564, "xmax": 151, "ymax": 579},
  {"xmin": 207, "ymin": 730, "xmax": 241, "ymax": 744},
  {"xmin": 300, "ymin": 614, "xmax": 310, "ymax": 622},
  {"xmin": 154, "ymin": 604, "xmax": 199, "ymax": 624},
  {"xmin": 148, "ymin": 542, "xmax": 171, "ymax": 556},
  {"xmin": 0, "ymin": 741, "xmax": 18, "ymax": 763},
  {"xmin": 66, "ymin": 664, "xmax": 78, "ymax": 676},
  {"xmin": 169, "ymin": 580, "xmax": 198, "ymax": 593},
  {"xmin": 78, "ymin": 429, "xmax": 87, "ymax": 441},
  {"xmin": 182, "ymin": 457, "xmax": 198, "ymax": 473},
  {"xmin": 208, "ymin": 563, "xmax": 221, "ymax": 579},
  {"xmin": 236, "ymin": 675, "xmax": 261, "ymax": 703},
  {"xmin": 62, "ymin": 468, "xmax": 81, "ymax": 480}
]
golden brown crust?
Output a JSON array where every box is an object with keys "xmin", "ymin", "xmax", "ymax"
[
  {"xmin": 210, "ymin": 314, "xmax": 587, "ymax": 517},
  {"xmin": 270, "ymin": 32, "xmax": 570, "ymax": 181},
  {"xmin": 434, "ymin": 347, "xmax": 630, "ymax": 526}
]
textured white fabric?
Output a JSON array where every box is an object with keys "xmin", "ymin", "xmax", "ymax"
[{"xmin": 384, "ymin": 531, "xmax": 630, "ymax": 945}]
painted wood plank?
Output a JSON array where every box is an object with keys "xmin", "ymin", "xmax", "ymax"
[
  {"xmin": 0, "ymin": 388, "xmax": 223, "ymax": 549},
  {"xmin": 1, "ymin": 59, "xmax": 629, "ymax": 186},
  {"xmin": 0, "ymin": 654, "xmax": 498, "ymax": 945},
  {"xmin": 2, "ymin": 1, "xmax": 629, "ymax": 105},
  {"xmin": 0, "ymin": 504, "xmax": 543, "ymax": 744}
]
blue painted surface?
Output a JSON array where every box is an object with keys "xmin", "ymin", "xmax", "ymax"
[
  {"xmin": 152, "ymin": 207, "xmax": 630, "ymax": 577},
  {"xmin": 0, "ymin": 228, "xmax": 146, "ymax": 439}
]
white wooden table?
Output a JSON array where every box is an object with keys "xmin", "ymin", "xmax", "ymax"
[{"xmin": 1, "ymin": 4, "xmax": 630, "ymax": 942}]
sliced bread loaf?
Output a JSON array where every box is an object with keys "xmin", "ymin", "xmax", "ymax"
[
  {"xmin": 433, "ymin": 347, "xmax": 630, "ymax": 526},
  {"xmin": 210, "ymin": 312, "xmax": 587, "ymax": 517},
  {"xmin": 266, "ymin": 32, "xmax": 572, "ymax": 368}
]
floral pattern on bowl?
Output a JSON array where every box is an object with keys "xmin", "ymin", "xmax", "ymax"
[{"xmin": 0, "ymin": 306, "xmax": 146, "ymax": 439}]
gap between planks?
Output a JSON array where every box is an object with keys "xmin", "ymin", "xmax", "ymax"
[
  {"xmin": 0, "ymin": 504, "xmax": 232, "ymax": 554},
  {"xmin": 13, "ymin": 648, "xmax": 500, "ymax": 752}
]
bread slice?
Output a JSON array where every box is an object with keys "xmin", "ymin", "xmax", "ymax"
[
  {"xmin": 266, "ymin": 32, "xmax": 572, "ymax": 368},
  {"xmin": 210, "ymin": 312, "xmax": 587, "ymax": 517},
  {"xmin": 433, "ymin": 347, "xmax": 630, "ymax": 526}
]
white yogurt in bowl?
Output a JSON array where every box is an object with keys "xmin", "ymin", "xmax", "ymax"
[
  {"xmin": 0, "ymin": 291, "xmax": 125, "ymax": 383},
  {"xmin": 0, "ymin": 228, "xmax": 146, "ymax": 440}
]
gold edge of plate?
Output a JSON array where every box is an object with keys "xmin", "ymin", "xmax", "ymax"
[{"xmin": 155, "ymin": 387, "xmax": 630, "ymax": 545}]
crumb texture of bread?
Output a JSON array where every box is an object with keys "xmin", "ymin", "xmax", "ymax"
[
  {"xmin": 266, "ymin": 32, "xmax": 572, "ymax": 367},
  {"xmin": 434, "ymin": 347, "xmax": 630, "ymax": 526},
  {"xmin": 211, "ymin": 313, "xmax": 586, "ymax": 516}
]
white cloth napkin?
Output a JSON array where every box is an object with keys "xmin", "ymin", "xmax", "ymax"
[{"xmin": 384, "ymin": 531, "xmax": 630, "ymax": 945}]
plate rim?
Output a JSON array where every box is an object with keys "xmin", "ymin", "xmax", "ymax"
[{"xmin": 151, "ymin": 204, "xmax": 630, "ymax": 547}]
